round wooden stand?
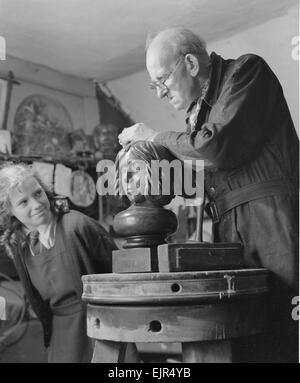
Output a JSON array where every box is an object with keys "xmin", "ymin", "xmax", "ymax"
[{"xmin": 82, "ymin": 269, "xmax": 269, "ymax": 363}]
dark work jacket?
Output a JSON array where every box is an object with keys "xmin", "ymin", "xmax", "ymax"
[
  {"xmin": 154, "ymin": 52, "xmax": 299, "ymax": 361},
  {"xmin": 154, "ymin": 52, "xmax": 298, "ymax": 287},
  {"xmin": 11, "ymin": 210, "xmax": 117, "ymax": 348}
]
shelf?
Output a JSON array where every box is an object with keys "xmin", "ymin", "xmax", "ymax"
[{"xmin": 0, "ymin": 153, "xmax": 97, "ymax": 168}]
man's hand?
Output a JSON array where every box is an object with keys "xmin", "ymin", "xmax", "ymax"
[{"xmin": 118, "ymin": 123, "xmax": 157, "ymax": 147}]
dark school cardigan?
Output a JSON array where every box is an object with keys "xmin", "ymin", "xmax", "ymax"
[{"xmin": 12, "ymin": 210, "xmax": 118, "ymax": 347}]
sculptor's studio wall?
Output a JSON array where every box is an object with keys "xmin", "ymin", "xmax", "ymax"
[
  {"xmin": 0, "ymin": 57, "xmax": 103, "ymax": 222},
  {"xmin": 0, "ymin": 55, "xmax": 99, "ymax": 137}
]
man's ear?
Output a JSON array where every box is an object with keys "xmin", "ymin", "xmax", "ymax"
[{"xmin": 184, "ymin": 54, "xmax": 199, "ymax": 77}]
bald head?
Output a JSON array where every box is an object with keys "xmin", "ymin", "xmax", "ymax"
[{"xmin": 146, "ymin": 27, "xmax": 210, "ymax": 71}]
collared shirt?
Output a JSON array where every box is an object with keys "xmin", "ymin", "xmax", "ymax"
[
  {"xmin": 24, "ymin": 215, "xmax": 57, "ymax": 256},
  {"xmin": 185, "ymin": 65, "xmax": 212, "ymax": 130},
  {"xmin": 186, "ymin": 82, "xmax": 210, "ymax": 133}
]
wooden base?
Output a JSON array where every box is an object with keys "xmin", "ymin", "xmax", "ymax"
[
  {"xmin": 84, "ymin": 268, "xmax": 269, "ymax": 363},
  {"xmin": 112, "ymin": 242, "xmax": 244, "ymax": 273},
  {"xmin": 158, "ymin": 242, "xmax": 244, "ymax": 272},
  {"xmin": 112, "ymin": 248, "xmax": 158, "ymax": 273},
  {"xmin": 87, "ymin": 298, "xmax": 267, "ymax": 343}
]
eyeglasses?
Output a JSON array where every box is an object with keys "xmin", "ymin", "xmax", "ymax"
[{"xmin": 149, "ymin": 56, "xmax": 184, "ymax": 92}]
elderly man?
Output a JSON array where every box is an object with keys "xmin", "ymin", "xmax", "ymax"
[{"xmin": 119, "ymin": 27, "xmax": 299, "ymax": 362}]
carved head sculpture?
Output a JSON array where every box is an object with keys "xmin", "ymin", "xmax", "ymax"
[
  {"xmin": 113, "ymin": 141, "xmax": 180, "ymax": 248},
  {"xmin": 114, "ymin": 140, "xmax": 179, "ymax": 207}
]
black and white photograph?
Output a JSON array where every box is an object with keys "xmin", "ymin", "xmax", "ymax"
[{"xmin": 0, "ymin": 0, "xmax": 299, "ymax": 368}]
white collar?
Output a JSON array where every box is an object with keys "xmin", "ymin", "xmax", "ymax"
[{"xmin": 24, "ymin": 215, "xmax": 57, "ymax": 252}]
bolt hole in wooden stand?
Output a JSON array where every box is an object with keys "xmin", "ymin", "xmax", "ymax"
[{"xmin": 82, "ymin": 202, "xmax": 270, "ymax": 363}]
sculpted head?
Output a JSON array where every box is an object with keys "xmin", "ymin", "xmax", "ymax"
[{"xmin": 115, "ymin": 141, "xmax": 178, "ymax": 206}]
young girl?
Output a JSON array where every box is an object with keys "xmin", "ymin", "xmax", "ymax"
[{"xmin": 0, "ymin": 163, "xmax": 117, "ymax": 363}]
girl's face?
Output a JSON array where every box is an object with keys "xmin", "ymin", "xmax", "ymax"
[{"xmin": 9, "ymin": 176, "xmax": 51, "ymax": 230}]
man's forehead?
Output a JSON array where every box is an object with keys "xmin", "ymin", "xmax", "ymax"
[
  {"xmin": 146, "ymin": 48, "xmax": 175, "ymax": 77},
  {"xmin": 147, "ymin": 36, "xmax": 175, "ymax": 61}
]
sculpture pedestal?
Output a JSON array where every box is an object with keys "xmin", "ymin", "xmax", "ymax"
[
  {"xmin": 113, "ymin": 247, "xmax": 159, "ymax": 273},
  {"xmin": 113, "ymin": 242, "xmax": 244, "ymax": 273},
  {"xmin": 82, "ymin": 269, "xmax": 269, "ymax": 363},
  {"xmin": 112, "ymin": 203, "xmax": 178, "ymax": 273}
]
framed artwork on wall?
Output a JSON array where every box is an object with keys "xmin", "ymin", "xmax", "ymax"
[{"xmin": 13, "ymin": 93, "xmax": 73, "ymax": 157}]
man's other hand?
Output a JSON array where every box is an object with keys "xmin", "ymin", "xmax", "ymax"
[{"xmin": 118, "ymin": 123, "xmax": 157, "ymax": 146}]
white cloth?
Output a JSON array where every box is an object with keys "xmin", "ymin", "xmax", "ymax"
[
  {"xmin": 54, "ymin": 164, "xmax": 72, "ymax": 197},
  {"xmin": 36, "ymin": 218, "xmax": 57, "ymax": 249}
]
